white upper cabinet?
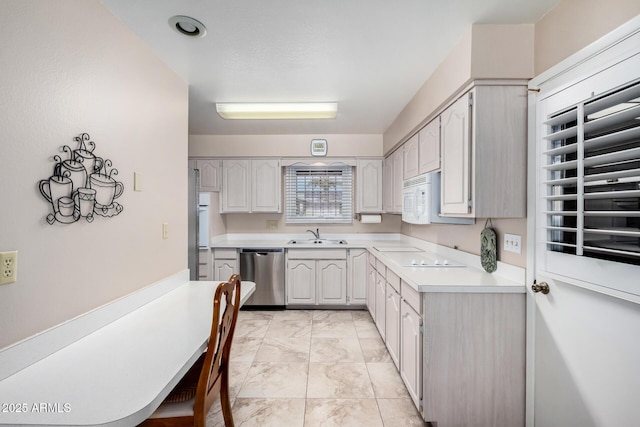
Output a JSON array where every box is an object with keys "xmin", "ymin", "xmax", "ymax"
[
  {"xmin": 221, "ymin": 159, "xmax": 281, "ymax": 213},
  {"xmin": 251, "ymin": 159, "xmax": 281, "ymax": 212},
  {"xmin": 383, "ymin": 149, "xmax": 403, "ymax": 214},
  {"xmin": 418, "ymin": 117, "xmax": 440, "ymax": 174},
  {"xmin": 195, "ymin": 159, "xmax": 221, "ymax": 192},
  {"xmin": 221, "ymin": 159, "xmax": 251, "ymax": 212},
  {"xmin": 356, "ymin": 158, "xmax": 383, "ymax": 213},
  {"xmin": 440, "ymin": 95, "xmax": 472, "ymax": 216},
  {"xmin": 440, "ymin": 84, "xmax": 527, "ymax": 218},
  {"xmin": 403, "ymin": 134, "xmax": 420, "ymax": 180},
  {"xmin": 383, "ymin": 156, "xmax": 394, "ymax": 214},
  {"xmin": 392, "ymin": 149, "xmax": 403, "ymax": 213}
]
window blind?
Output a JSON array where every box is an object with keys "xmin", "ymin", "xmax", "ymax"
[
  {"xmin": 543, "ymin": 80, "xmax": 640, "ymax": 265},
  {"xmin": 285, "ymin": 165, "xmax": 353, "ymax": 224}
]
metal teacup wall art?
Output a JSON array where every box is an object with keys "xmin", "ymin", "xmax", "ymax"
[{"xmin": 38, "ymin": 133, "xmax": 124, "ymax": 224}]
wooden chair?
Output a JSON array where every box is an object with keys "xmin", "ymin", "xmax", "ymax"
[{"xmin": 140, "ymin": 274, "xmax": 242, "ymax": 427}]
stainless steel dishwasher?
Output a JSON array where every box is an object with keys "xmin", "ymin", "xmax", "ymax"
[{"xmin": 239, "ymin": 248, "xmax": 285, "ymax": 307}]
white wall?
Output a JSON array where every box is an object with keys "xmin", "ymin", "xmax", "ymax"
[
  {"xmin": 534, "ymin": 0, "xmax": 640, "ymax": 75},
  {"xmin": 189, "ymin": 134, "xmax": 383, "ymax": 157},
  {"xmin": 0, "ymin": 0, "xmax": 188, "ymax": 348}
]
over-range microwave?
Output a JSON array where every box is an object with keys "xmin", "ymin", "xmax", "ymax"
[{"xmin": 402, "ymin": 172, "xmax": 474, "ymax": 225}]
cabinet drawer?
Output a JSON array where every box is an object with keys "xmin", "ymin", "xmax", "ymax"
[
  {"xmin": 214, "ymin": 248, "xmax": 237, "ymax": 259},
  {"xmin": 198, "ymin": 249, "xmax": 210, "ymax": 263},
  {"xmin": 386, "ymin": 269, "xmax": 400, "ymax": 292},
  {"xmin": 288, "ymin": 248, "xmax": 347, "ymax": 259},
  {"xmin": 401, "ymin": 280, "xmax": 422, "ymax": 314},
  {"xmin": 376, "ymin": 258, "xmax": 386, "ymax": 274}
]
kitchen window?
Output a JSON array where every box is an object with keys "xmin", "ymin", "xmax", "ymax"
[{"xmin": 285, "ymin": 165, "xmax": 353, "ymax": 223}]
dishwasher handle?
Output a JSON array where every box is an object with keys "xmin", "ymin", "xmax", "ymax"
[{"xmin": 240, "ymin": 248, "xmax": 284, "ymax": 254}]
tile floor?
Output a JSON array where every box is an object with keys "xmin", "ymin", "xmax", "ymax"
[{"xmin": 207, "ymin": 309, "xmax": 425, "ymax": 426}]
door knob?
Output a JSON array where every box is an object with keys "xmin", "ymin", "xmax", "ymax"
[{"xmin": 532, "ymin": 282, "xmax": 550, "ymax": 294}]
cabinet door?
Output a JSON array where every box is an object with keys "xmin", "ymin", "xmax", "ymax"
[
  {"xmin": 385, "ymin": 284, "xmax": 401, "ymax": 368},
  {"xmin": 375, "ymin": 272, "xmax": 386, "ymax": 339},
  {"xmin": 403, "ymin": 134, "xmax": 420, "ymax": 180},
  {"xmin": 383, "ymin": 156, "xmax": 394, "ymax": 213},
  {"xmin": 251, "ymin": 159, "xmax": 281, "ymax": 212},
  {"xmin": 196, "ymin": 159, "xmax": 221, "ymax": 192},
  {"xmin": 418, "ymin": 118, "xmax": 440, "ymax": 174},
  {"xmin": 401, "ymin": 300, "xmax": 423, "ymax": 411},
  {"xmin": 286, "ymin": 259, "xmax": 316, "ymax": 304},
  {"xmin": 221, "ymin": 159, "xmax": 251, "ymax": 212},
  {"xmin": 348, "ymin": 249, "xmax": 367, "ymax": 305},
  {"xmin": 440, "ymin": 95, "xmax": 471, "ymax": 215},
  {"xmin": 356, "ymin": 159, "xmax": 383, "ymax": 213},
  {"xmin": 213, "ymin": 259, "xmax": 237, "ymax": 281},
  {"xmin": 317, "ymin": 260, "xmax": 347, "ymax": 305},
  {"xmin": 367, "ymin": 261, "xmax": 377, "ymax": 318},
  {"xmin": 392, "ymin": 150, "xmax": 403, "ymax": 213}
]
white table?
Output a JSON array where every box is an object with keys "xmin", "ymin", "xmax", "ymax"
[{"xmin": 0, "ymin": 280, "xmax": 255, "ymax": 426}]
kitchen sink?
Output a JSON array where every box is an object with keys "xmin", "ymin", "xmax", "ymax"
[{"xmin": 287, "ymin": 239, "xmax": 348, "ymax": 245}]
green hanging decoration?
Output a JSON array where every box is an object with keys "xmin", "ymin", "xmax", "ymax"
[{"xmin": 480, "ymin": 218, "xmax": 497, "ymax": 273}]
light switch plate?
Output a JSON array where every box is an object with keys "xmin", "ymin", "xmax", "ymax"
[
  {"xmin": 134, "ymin": 172, "xmax": 142, "ymax": 192},
  {"xmin": 504, "ymin": 233, "xmax": 522, "ymax": 254},
  {"xmin": 162, "ymin": 223, "xmax": 169, "ymax": 239}
]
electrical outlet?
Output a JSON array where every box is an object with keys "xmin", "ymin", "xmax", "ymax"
[
  {"xmin": 267, "ymin": 220, "xmax": 278, "ymax": 230},
  {"xmin": 504, "ymin": 234, "xmax": 522, "ymax": 254},
  {"xmin": 0, "ymin": 251, "xmax": 18, "ymax": 285},
  {"xmin": 162, "ymin": 223, "xmax": 169, "ymax": 240}
]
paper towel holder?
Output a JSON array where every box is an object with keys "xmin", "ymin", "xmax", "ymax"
[{"xmin": 359, "ymin": 214, "xmax": 382, "ymax": 224}]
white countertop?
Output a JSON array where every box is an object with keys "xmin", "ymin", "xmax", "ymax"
[
  {"xmin": 211, "ymin": 233, "xmax": 525, "ymax": 293},
  {"xmin": 0, "ymin": 280, "xmax": 255, "ymax": 426}
]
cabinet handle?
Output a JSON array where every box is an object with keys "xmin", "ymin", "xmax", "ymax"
[{"xmin": 531, "ymin": 282, "xmax": 550, "ymax": 294}]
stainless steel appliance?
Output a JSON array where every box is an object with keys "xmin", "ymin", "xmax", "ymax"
[
  {"xmin": 239, "ymin": 249, "xmax": 285, "ymax": 307},
  {"xmin": 187, "ymin": 161, "xmax": 200, "ymax": 280}
]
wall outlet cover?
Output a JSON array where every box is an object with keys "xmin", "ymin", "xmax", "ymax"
[{"xmin": 0, "ymin": 251, "xmax": 18, "ymax": 285}]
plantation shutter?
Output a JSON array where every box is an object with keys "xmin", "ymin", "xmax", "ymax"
[{"xmin": 542, "ymin": 80, "xmax": 640, "ymax": 264}]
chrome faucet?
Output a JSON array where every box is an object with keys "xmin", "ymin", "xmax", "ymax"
[{"xmin": 306, "ymin": 228, "xmax": 320, "ymax": 239}]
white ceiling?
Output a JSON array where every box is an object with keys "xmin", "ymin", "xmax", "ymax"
[{"xmin": 101, "ymin": 0, "xmax": 560, "ymax": 136}]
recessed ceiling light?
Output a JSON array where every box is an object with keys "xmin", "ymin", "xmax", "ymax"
[
  {"xmin": 215, "ymin": 102, "xmax": 338, "ymax": 120},
  {"xmin": 168, "ymin": 15, "xmax": 207, "ymax": 38}
]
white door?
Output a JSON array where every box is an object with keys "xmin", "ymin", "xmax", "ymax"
[
  {"xmin": 348, "ymin": 249, "xmax": 368, "ymax": 305},
  {"xmin": 384, "ymin": 283, "xmax": 400, "ymax": 368},
  {"xmin": 529, "ymin": 25, "xmax": 640, "ymax": 427}
]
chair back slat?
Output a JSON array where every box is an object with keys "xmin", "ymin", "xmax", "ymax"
[{"xmin": 194, "ymin": 274, "xmax": 241, "ymax": 427}]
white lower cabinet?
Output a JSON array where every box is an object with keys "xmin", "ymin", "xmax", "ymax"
[
  {"xmin": 366, "ymin": 259, "xmax": 377, "ymax": 318},
  {"xmin": 286, "ymin": 259, "xmax": 316, "ymax": 304},
  {"xmin": 374, "ymin": 271, "xmax": 386, "ymax": 339},
  {"xmin": 400, "ymin": 299, "xmax": 423, "ymax": 410},
  {"xmin": 348, "ymin": 249, "xmax": 368, "ymax": 306},
  {"xmin": 286, "ymin": 249, "xmax": 346, "ymax": 306},
  {"xmin": 385, "ymin": 283, "xmax": 401, "ymax": 368},
  {"xmin": 317, "ymin": 260, "xmax": 347, "ymax": 304},
  {"xmin": 213, "ymin": 248, "xmax": 237, "ymax": 281},
  {"xmin": 213, "ymin": 259, "xmax": 237, "ymax": 281}
]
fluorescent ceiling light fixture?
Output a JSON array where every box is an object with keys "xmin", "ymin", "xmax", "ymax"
[{"xmin": 216, "ymin": 102, "xmax": 338, "ymax": 120}]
